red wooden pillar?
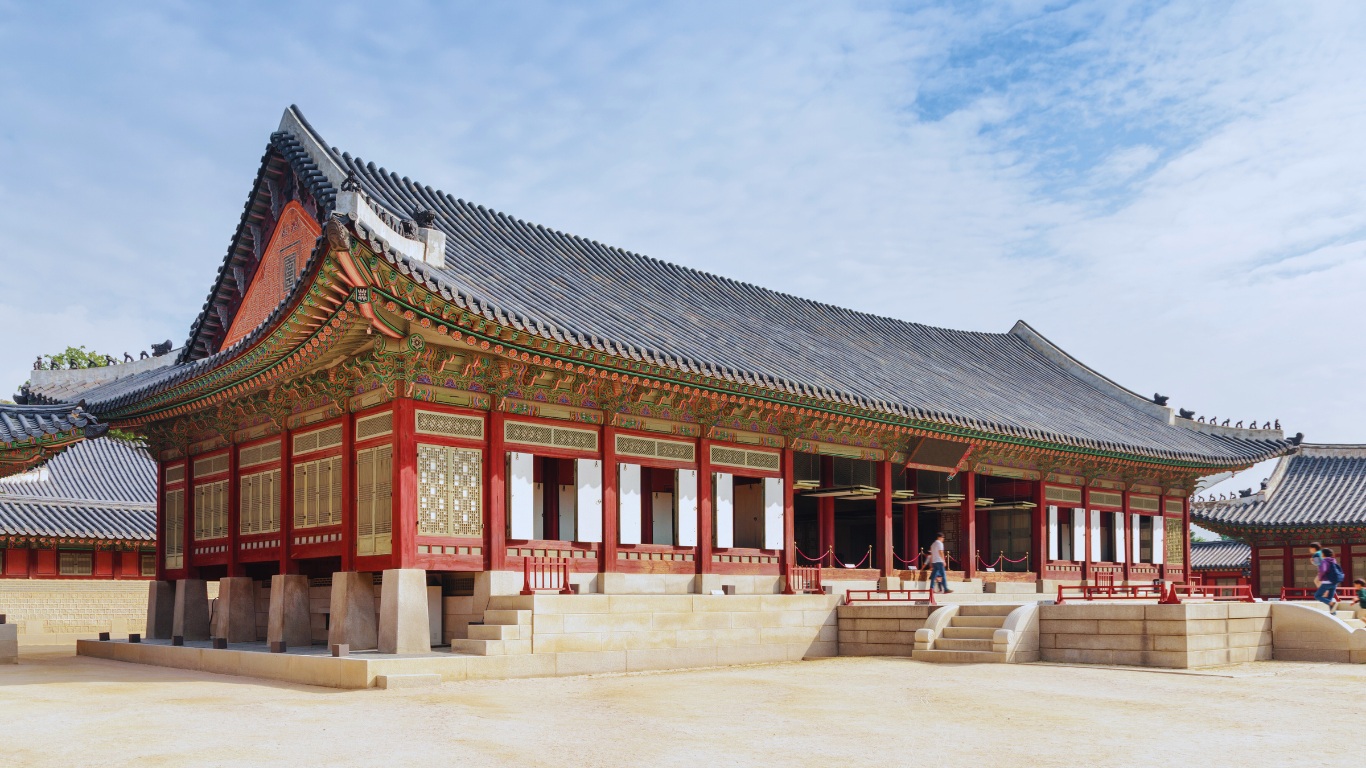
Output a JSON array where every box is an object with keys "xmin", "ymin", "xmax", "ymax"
[
  {"xmin": 905, "ymin": 468, "xmax": 919, "ymax": 568},
  {"xmin": 339, "ymin": 409, "xmax": 355, "ymax": 572},
  {"xmin": 184, "ymin": 455, "xmax": 197, "ymax": 578},
  {"xmin": 600, "ymin": 424, "xmax": 618, "ymax": 576},
  {"xmin": 1082, "ymin": 486, "xmax": 1093, "ymax": 582},
  {"xmin": 280, "ymin": 425, "xmax": 296, "ymax": 575},
  {"xmin": 155, "ymin": 461, "xmax": 167, "ymax": 582},
  {"xmin": 640, "ymin": 467, "xmax": 654, "ymax": 545},
  {"xmin": 875, "ymin": 460, "xmax": 894, "ymax": 576},
  {"xmin": 781, "ymin": 448, "xmax": 796, "ymax": 580},
  {"xmin": 1250, "ymin": 545, "xmax": 1261, "ymax": 598},
  {"xmin": 394, "ymin": 399, "xmax": 418, "ymax": 568},
  {"xmin": 227, "ymin": 442, "xmax": 241, "ymax": 577},
  {"xmin": 1033, "ymin": 479, "xmax": 1046, "ymax": 580},
  {"xmin": 696, "ymin": 436, "xmax": 713, "ymax": 577},
  {"xmin": 818, "ymin": 456, "xmax": 834, "ymax": 566},
  {"xmin": 960, "ymin": 470, "xmax": 976, "ymax": 577},
  {"xmin": 486, "ymin": 408, "xmax": 507, "ymax": 572}
]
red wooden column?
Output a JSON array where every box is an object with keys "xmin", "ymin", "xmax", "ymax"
[
  {"xmin": 394, "ymin": 399, "xmax": 418, "ymax": 568},
  {"xmin": 339, "ymin": 409, "xmax": 356, "ymax": 572},
  {"xmin": 696, "ymin": 436, "xmax": 713, "ymax": 578},
  {"xmin": 818, "ymin": 456, "xmax": 834, "ymax": 566},
  {"xmin": 1082, "ymin": 485, "xmax": 1093, "ymax": 582},
  {"xmin": 183, "ymin": 453, "xmax": 197, "ymax": 578},
  {"xmin": 1032, "ymin": 479, "xmax": 1047, "ymax": 581},
  {"xmin": 600, "ymin": 423, "xmax": 618, "ymax": 576},
  {"xmin": 486, "ymin": 408, "xmax": 507, "ymax": 572},
  {"xmin": 781, "ymin": 448, "xmax": 796, "ymax": 581},
  {"xmin": 226, "ymin": 442, "xmax": 241, "ymax": 577},
  {"xmin": 905, "ymin": 468, "xmax": 919, "ymax": 568},
  {"xmin": 875, "ymin": 460, "xmax": 894, "ymax": 576},
  {"xmin": 960, "ymin": 470, "xmax": 977, "ymax": 577},
  {"xmin": 279, "ymin": 425, "xmax": 296, "ymax": 575},
  {"xmin": 155, "ymin": 461, "xmax": 167, "ymax": 582}
]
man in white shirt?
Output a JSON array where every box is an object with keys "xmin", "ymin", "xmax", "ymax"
[{"xmin": 928, "ymin": 533, "xmax": 952, "ymax": 593}]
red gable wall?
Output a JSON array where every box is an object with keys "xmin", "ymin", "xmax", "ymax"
[{"xmin": 222, "ymin": 201, "xmax": 321, "ymax": 348}]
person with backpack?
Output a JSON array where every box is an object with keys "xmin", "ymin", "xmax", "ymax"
[
  {"xmin": 1313, "ymin": 547, "xmax": 1344, "ymax": 607},
  {"xmin": 1354, "ymin": 578, "xmax": 1366, "ymax": 611}
]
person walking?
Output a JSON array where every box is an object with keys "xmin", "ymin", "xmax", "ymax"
[
  {"xmin": 1313, "ymin": 547, "xmax": 1344, "ymax": 608},
  {"xmin": 1354, "ymin": 578, "xmax": 1366, "ymax": 611},
  {"xmin": 928, "ymin": 532, "xmax": 952, "ymax": 594}
]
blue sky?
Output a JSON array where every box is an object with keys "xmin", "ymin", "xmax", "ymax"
[{"xmin": 1, "ymin": 1, "xmax": 1363, "ymax": 498}]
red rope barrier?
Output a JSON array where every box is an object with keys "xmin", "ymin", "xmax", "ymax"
[
  {"xmin": 831, "ymin": 548, "xmax": 872, "ymax": 569},
  {"xmin": 794, "ymin": 546, "xmax": 826, "ymax": 564}
]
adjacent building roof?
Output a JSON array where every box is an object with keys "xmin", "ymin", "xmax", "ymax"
[
  {"xmin": 1190, "ymin": 540, "xmax": 1251, "ymax": 571},
  {"xmin": 0, "ymin": 402, "xmax": 106, "ymax": 447},
  {"xmin": 0, "ymin": 438, "xmax": 156, "ymax": 541},
  {"xmin": 63, "ymin": 106, "xmax": 1296, "ymax": 469},
  {"xmin": 1192, "ymin": 444, "xmax": 1366, "ymax": 532}
]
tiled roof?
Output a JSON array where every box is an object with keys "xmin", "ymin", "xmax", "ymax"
[
  {"xmin": 0, "ymin": 438, "xmax": 156, "ymax": 541},
  {"xmin": 0, "ymin": 402, "xmax": 107, "ymax": 446},
  {"xmin": 1192, "ymin": 445, "xmax": 1366, "ymax": 531},
  {"xmin": 73, "ymin": 106, "xmax": 1294, "ymax": 467},
  {"xmin": 1190, "ymin": 540, "xmax": 1250, "ymax": 571}
]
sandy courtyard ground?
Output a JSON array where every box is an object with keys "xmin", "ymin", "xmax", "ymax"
[{"xmin": 3, "ymin": 648, "xmax": 1364, "ymax": 768}]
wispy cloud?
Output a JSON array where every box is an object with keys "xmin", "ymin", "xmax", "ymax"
[{"xmin": 0, "ymin": 0, "xmax": 1362, "ymax": 459}]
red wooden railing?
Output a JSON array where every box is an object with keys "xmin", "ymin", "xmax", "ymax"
[
  {"xmin": 845, "ymin": 589, "xmax": 936, "ymax": 605},
  {"xmin": 1055, "ymin": 582, "xmax": 1165, "ymax": 604},
  {"xmin": 521, "ymin": 556, "xmax": 573, "ymax": 595},
  {"xmin": 1279, "ymin": 586, "xmax": 1360, "ymax": 602},
  {"xmin": 1173, "ymin": 583, "xmax": 1254, "ymax": 602},
  {"xmin": 788, "ymin": 565, "xmax": 824, "ymax": 594}
]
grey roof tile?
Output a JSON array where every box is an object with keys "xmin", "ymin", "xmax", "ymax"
[
  {"xmin": 0, "ymin": 438, "xmax": 156, "ymax": 540},
  {"xmin": 1192, "ymin": 445, "xmax": 1366, "ymax": 530},
  {"xmin": 1190, "ymin": 540, "xmax": 1251, "ymax": 570}
]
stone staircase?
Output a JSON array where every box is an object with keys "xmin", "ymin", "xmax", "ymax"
[
  {"xmin": 449, "ymin": 596, "xmax": 533, "ymax": 656},
  {"xmin": 914, "ymin": 604, "xmax": 1015, "ymax": 663},
  {"xmin": 1334, "ymin": 609, "xmax": 1366, "ymax": 630}
]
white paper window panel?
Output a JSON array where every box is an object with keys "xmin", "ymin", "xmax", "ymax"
[
  {"xmin": 557, "ymin": 484, "xmax": 576, "ymax": 541},
  {"xmin": 652, "ymin": 492, "xmax": 675, "ymax": 545},
  {"xmin": 1131, "ymin": 514, "xmax": 1142, "ymax": 564},
  {"xmin": 1114, "ymin": 512, "xmax": 1126, "ymax": 563},
  {"xmin": 1153, "ymin": 516, "xmax": 1165, "ymax": 564},
  {"xmin": 762, "ymin": 477, "xmax": 784, "ymax": 551},
  {"xmin": 1047, "ymin": 506, "xmax": 1059, "ymax": 560},
  {"xmin": 1072, "ymin": 509, "xmax": 1085, "ymax": 561},
  {"xmin": 714, "ymin": 472, "xmax": 734, "ymax": 549},
  {"xmin": 1089, "ymin": 510, "xmax": 1102, "ymax": 562},
  {"xmin": 575, "ymin": 458, "xmax": 603, "ymax": 543},
  {"xmin": 618, "ymin": 463, "xmax": 642, "ymax": 545},
  {"xmin": 676, "ymin": 469, "xmax": 698, "ymax": 547},
  {"xmin": 508, "ymin": 452, "xmax": 535, "ymax": 540}
]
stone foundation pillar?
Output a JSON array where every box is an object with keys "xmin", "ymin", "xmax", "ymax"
[
  {"xmin": 328, "ymin": 572, "xmax": 378, "ymax": 651},
  {"xmin": 145, "ymin": 580, "xmax": 175, "ymax": 639},
  {"xmin": 212, "ymin": 577, "xmax": 257, "ymax": 643},
  {"xmin": 172, "ymin": 579, "xmax": 210, "ymax": 641},
  {"xmin": 378, "ymin": 568, "xmax": 431, "ymax": 654},
  {"xmin": 268, "ymin": 574, "xmax": 312, "ymax": 648}
]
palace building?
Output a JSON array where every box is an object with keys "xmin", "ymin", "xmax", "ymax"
[
  {"xmin": 1193, "ymin": 444, "xmax": 1366, "ymax": 599},
  {"xmin": 44, "ymin": 107, "xmax": 1293, "ymax": 652}
]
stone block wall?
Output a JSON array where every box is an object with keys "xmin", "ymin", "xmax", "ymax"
[
  {"xmin": 1270, "ymin": 603, "xmax": 1366, "ymax": 663},
  {"xmin": 525, "ymin": 593, "xmax": 839, "ymax": 673},
  {"xmin": 835, "ymin": 604, "xmax": 934, "ymax": 656},
  {"xmin": 0, "ymin": 580, "xmax": 222, "ymax": 646},
  {"xmin": 1040, "ymin": 603, "xmax": 1273, "ymax": 668}
]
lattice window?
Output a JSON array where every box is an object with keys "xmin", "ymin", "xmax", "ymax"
[
  {"xmin": 416, "ymin": 410, "xmax": 483, "ymax": 439},
  {"xmin": 239, "ymin": 441, "xmax": 282, "ymax": 469},
  {"xmin": 614, "ymin": 433, "xmax": 695, "ymax": 462},
  {"xmin": 164, "ymin": 464, "xmax": 185, "ymax": 484},
  {"xmin": 356, "ymin": 445, "xmax": 393, "ymax": 555},
  {"xmin": 1045, "ymin": 486, "xmax": 1083, "ymax": 505},
  {"xmin": 293, "ymin": 456, "xmax": 342, "ymax": 528},
  {"xmin": 356, "ymin": 411, "xmax": 394, "ymax": 441},
  {"xmin": 140, "ymin": 552, "xmax": 156, "ymax": 576},
  {"xmin": 194, "ymin": 480, "xmax": 229, "ymax": 540},
  {"xmin": 164, "ymin": 489, "xmax": 184, "ymax": 569},
  {"xmin": 193, "ymin": 453, "xmax": 229, "ymax": 478},
  {"xmin": 293, "ymin": 425, "xmax": 344, "ymax": 456},
  {"xmin": 1165, "ymin": 498, "xmax": 1184, "ymax": 515},
  {"xmin": 504, "ymin": 420, "xmax": 597, "ymax": 452},
  {"xmin": 709, "ymin": 445, "xmax": 780, "ymax": 472},
  {"xmin": 1129, "ymin": 495, "xmax": 1161, "ymax": 512},
  {"xmin": 1090, "ymin": 490, "xmax": 1123, "ymax": 508},
  {"xmin": 1165, "ymin": 517, "xmax": 1185, "ymax": 564},
  {"xmin": 239, "ymin": 469, "xmax": 281, "ymax": 534},
  {"xmin": 59, "ymin": 550, "xmax": 93, "ymax": 576},
  {"xmin": 417, "ymin": 443, "xmax": 483, "ymax": 538}
]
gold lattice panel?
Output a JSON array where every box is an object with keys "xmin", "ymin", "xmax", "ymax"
[
  {"xmin": 418, "ymin": 444, "xmax": 483, "ymax": 537},
  {"xmin": 1165, "ymin": 516, "xmax": 1184, "ymax": 564}
]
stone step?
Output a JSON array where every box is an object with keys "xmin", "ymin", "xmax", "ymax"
[
  {"xmin": 487, "ymin": 596, "xmax": 536, "ymax": 611},
  {"xmin": 913, "ymin": 648, "xmax": 1006, "ymax": 664},
  {"xmin": 448, "ymin": 637, "xmax": 532, "ymax": 656},
  {"xmin": 468, "ymin": 623, "xmax": 522, "ymax": 641},
  {"xmin": 483, "ymin": 609, "xmax": 532, "ymax": 626},
  {"xmin": 958, "ymin": 604, "xmax": 1017, "ymax": 617},
  {"xmin": 952, "ymin": 616, "xmax": 1008, "ymax": 629},
  {"xmin": 941, "ymin": 626, "xmax": 995, "ymax": 640},
  {"xmin": 934, "ymin": 637, "xmax": 995, "ymax": 652},
  {"xmin": 984, "ymin": 581, "xmax": 1040, "ymax": 594}
]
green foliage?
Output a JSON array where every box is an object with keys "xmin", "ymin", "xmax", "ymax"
[
  {"xmin": 1190, "ymin": 531, "xmax": 1211, "ymax": 543},
  {"xmin": 42, "ymin": 346, "xmax": 114, "ymax": 369}
]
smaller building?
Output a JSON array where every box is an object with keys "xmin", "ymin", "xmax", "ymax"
[
  {"xmin": 1192, "ymin": 444, "xmax": 1366, "ymax": 598},
  {"xmin": 1189, "ymin": 539, "xmax": 1250, "ymax": 585}
]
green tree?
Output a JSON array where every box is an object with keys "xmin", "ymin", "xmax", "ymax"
[{"xmin": 41, "ymin": 345, "xmax": 114, "ymax": 369}]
